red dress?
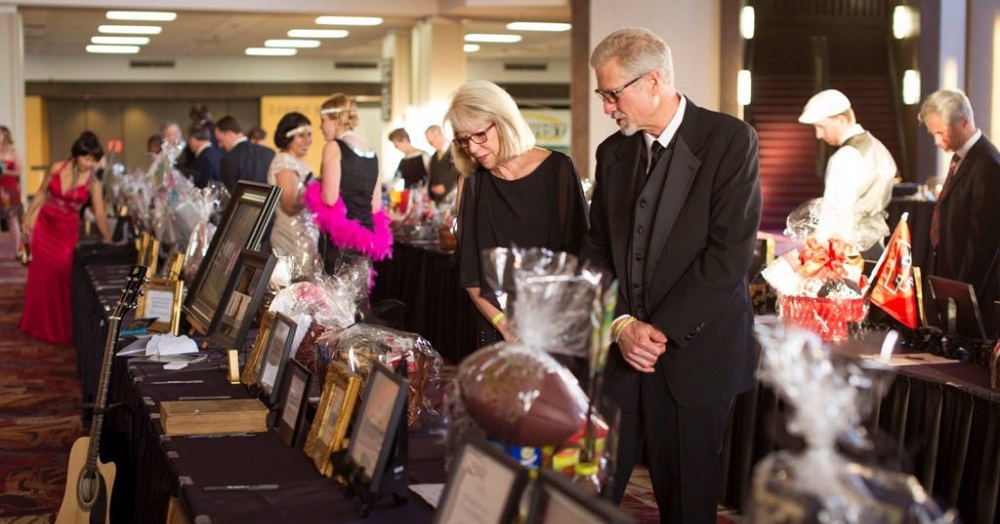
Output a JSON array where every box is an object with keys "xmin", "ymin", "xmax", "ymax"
[{"xmin": 20, "ymin": 162, "xmax": 90, "ymax": 343}]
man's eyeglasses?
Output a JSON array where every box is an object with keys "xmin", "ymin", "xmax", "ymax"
[
  {"xmin": 453, "ymin": 123, "xmax": 496, "ymax": 149},
  {"xmin": 594, "ymin": 71, "xmax": 651, "ymax": 104}
]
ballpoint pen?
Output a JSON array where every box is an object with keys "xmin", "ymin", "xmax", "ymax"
[
  {"xmin": 149, "ymin": 379, "xmax": 204, "ymax": 385},
  {"xmin": 184, "ymin": 432, "xmax": 256, "ymax": 439},
  {"xmin": 177, "ymin": 395, "xmax": 232, "ymax": 400},
  {"xmin": 203, "ymin": 484, "xmax": 279, "ymax": 491}
]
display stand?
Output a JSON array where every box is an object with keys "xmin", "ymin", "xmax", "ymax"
[{"xmin": 331, "ymin": 360, "xmax": 409, "ymax": 518}]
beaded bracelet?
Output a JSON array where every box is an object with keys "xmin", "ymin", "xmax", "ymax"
[{"xmin": 613, "ymin": 316, "xmax": 636, "ymax": 344}]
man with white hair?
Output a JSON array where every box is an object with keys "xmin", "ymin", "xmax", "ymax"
[
  {"xmin": 919, "ymin": 88, "xmax": 1000, "ymax": 337},
  {"xmin": 799, "ymin": 89, "xmax": 897, "ymax": 256}
]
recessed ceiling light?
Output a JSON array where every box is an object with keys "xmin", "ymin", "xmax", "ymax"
[
  {"xmin": 245, "ymin": 47, "xmax": 297, "ymax": 56},
  {"xmin": 86, "ymin": 44, "xmax": 140, "ymax": 54},
  {"xmin": 106, "ymin": 11, "xmax": 176, "ymax": 22},
  {"xmin": 98, "ymin": 25, "xmax": 162, "ymax": 35},
  {"xmin": 464, "ymin": 33, "xmax": 522, "ymax": 43},
  {"xmin": 463, "ymin": 44, "xmax": 481, "ymax": 53},
  {"xmin": 265, "ymin": 39, "xmax": 321, "ymax": 48},
  {"xmin": 288, "ymin": 29, "xmax": 349, "ymax": 38},
  {"xmin": 506, "ymin": 22, "xmax": 571, "ymax": 32},
  {"xmin": 314, "ymin": 16, "xmax": 383, "ymax": 26},
  {"xmin": 91, "ymin": 36, "xmax": 150, "ymax": 45}
]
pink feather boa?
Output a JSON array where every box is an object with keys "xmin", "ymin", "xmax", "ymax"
[{"xmin": 303, "ymin": 181, "xmax": 393, "ymax": 262}]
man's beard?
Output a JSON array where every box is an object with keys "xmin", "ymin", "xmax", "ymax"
[{"xmin": 613, "ymin": 112, "xmax": 638, "ymax": 136}]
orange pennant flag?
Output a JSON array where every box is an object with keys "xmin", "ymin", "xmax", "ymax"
[{"xmin": 869, "ymin": 217, "xmax": 919, "ymax": 329}]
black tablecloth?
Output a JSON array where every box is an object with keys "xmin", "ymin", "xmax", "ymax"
[{"xmin": 372, "ymin": 240, "xmax": 477, "ymax": 363}]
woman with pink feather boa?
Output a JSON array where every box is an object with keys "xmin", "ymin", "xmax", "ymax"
[{"xmin": 303, "ymin": 93, "xmax": 392, "ymax": 283}]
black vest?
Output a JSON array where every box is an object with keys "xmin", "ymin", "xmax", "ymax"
[{"xmin": 628, "ymin": 145, "xmax": 674, "ymax": 320}]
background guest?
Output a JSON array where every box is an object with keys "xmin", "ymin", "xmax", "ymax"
[
  {"xmin": 248, "ymin": 126, "xmax": 268, "ymax": 146},
  {"xmin": 919, "ymin": 88, "xmax": 1000, "ymax": 338},
  {"xmin": 189, "ymin": 103, "xmax": 217, "ymax": 147},
  {"xmin": 185, "ymin": 121, "xmax": 223, "ymax": 188},
  {"xmin": 425, "ymin": 124, "xmax": 461, "ymax": 205},
  {"xmin": 446, "ymin": 80, "xmax": 588, "ymax": 349},
  {"xmin": 21, "ymin": 131, "xmax": 111, "ymax": 344},
  {"xmin": 267, "ymin": 111, "xmax": 316, "ymax": 260},
  {"xmin": 388, "ymin": 128, "xmax": 430, "ymax": 189},
  {"xmin": 0, "ymin": 125, "xmax": 24, "ymax": 258},
  {"xmin": 146, "ymin": 134, "xmax": 162, "ymax": 161},
  {"xmin": 216, "ymin": 115, "xmax": 275, "ymax": 192}
]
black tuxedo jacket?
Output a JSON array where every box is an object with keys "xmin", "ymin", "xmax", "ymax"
[
  {"xmin": 220, "ymin": 140, "xmax": 275, "ymax": 193},
  {"xmin": 932, "ymin": 134, "xmax": 1000, "ymax": 336},
  {"xmin": 187, "ymin": 144, "xmax": 224, "ymax": 189},
  {"xmin": 584, "ymin": 100, "xmax": 762, "ymax": 407}
]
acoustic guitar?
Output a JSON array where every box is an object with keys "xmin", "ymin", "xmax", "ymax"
[{"xmin": 57, "ymin": 265, "xmax": 147, "ymax": 524}]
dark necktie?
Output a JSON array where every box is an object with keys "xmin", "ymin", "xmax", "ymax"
[
  {"xmin": 648, "ymin": 140, "xmax": 665, "ymax": 175},
  {"xmin": 930, "ymin": 153, "xmax": 961, "ymax": 247}
]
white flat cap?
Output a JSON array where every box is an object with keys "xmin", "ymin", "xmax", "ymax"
[{"xmin": 798, "ymin": 89, "xmax": 852, "ymax": 124}]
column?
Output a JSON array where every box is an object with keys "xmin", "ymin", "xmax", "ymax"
[
  {"xmin": 917, "ymin": 0, "xmax": 967, "ymax": 182},
  {"xmin": 0, "ymin": 6, "xmax": 26, "ymax": 201},
  {"xmin": 411, "ymin": 16, "xmax": 466, "ymax": 108}
]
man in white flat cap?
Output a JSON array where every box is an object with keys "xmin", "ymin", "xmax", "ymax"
[{"xmin": 799, "ymin": 88, "xmax": 898, "ymax": 257}]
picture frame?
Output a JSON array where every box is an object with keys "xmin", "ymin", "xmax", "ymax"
[
  {"xmin": 135, "ymin": 277, "xmax": 184, "ymax": 335},
  {"xmin": 207, "ymin": 250, "xmax": 276, "ymax": 351},
  {"xmin": 525, "ymin": 469, "xmax": 635, "ymax": 524},
  {"xmin": 163, "ymin": 252, "xmax": 185, "ymax": 280},
  {"xmin": 136, "ymin": 232, "xmax": 160, "ymax": 275},
  {"xmin": 241, "ymin": 311, "xmax": 273, "ymax": 387},
  {"xmin": 255, "ymin": 312, "xmax": 297, "ymax": 406},
  {"xmin": 345, "ymin": 361, "xmax": 409, "ymax": 493},
  {"xmin": 303, "ymin": 361, "xmax": 362, "ymax": 476},
  {"xmin": 929, "ymin": 275, "xmax": 987, "ymax": 339},
  {"xmin": 275, "ymin": 359, "xmax": 312, "ymax": 447},
  {"xmin": 432, "ymin": 440, "xmax": 528, "ymax": 524},
  {"xmin": 183, "ymin": 181, "xmax": 278, "ymax": 334}
]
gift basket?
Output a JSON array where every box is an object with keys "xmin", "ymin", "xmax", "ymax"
[
  {"xmin": 449, "ymin": 247, "xmax": 620, "ymax": 493},
  {"xmin": 762, "ymin": 199, "xmax": 873, "ymax": 340},
  {"xmin": 747, "ymin": 324, "xmax": 959, "ymax": 523}
]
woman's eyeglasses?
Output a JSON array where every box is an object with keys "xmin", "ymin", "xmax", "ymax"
[{"xmin": 453, "ymin": 123, "xmax": 496, "ymax": 149}]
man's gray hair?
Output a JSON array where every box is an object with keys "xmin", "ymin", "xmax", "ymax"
[
  {"xmin": 919, "ymin": 89, "xmax": 974, "ymax": 126},
  {"xmin": 590, "ymin": 27, "xmax": 674, "ymax": 87}
]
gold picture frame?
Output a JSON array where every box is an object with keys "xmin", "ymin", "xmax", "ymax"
[
  {"xmin": 136, "ymin": 278, "xmax": 184, "ymax": 335},
  {"xmin": 136, "ymin": 232, "xmax": 161, "ymax": 275},
  {"xmin": 164, "ymin": 252, "xmax": 185, "ymax": 280},
  {"xmin": 303, "ymin": 361, "xmax": 362, "ymax": 477},
  {"xmin": 241, "ymin": 310, "xmax": 274, "ymax": 387}
]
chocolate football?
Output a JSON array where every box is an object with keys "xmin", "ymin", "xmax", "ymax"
[{"xmin": 458, "ymin": 344, "xmax": 587, "ymax": 447}]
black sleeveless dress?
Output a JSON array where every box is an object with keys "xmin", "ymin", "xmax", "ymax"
[{"xmin": 319, "ymin": 139, "xmax": 379, "ymax": 275}]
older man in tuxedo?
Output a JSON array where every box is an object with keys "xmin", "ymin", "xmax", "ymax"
[
  {"xmin": 585, "ymin": 28, "xmax": 761, "ymax": 523},
  {"xmin": 919, "ymin": 89, "xmax": 1000, "ymax": 337}
]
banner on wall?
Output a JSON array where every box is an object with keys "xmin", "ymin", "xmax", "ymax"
[
  {"xmin": 259, "ymin": 96, "xmax": 328, "ymax": 174},
  {"xmin": 521, "ymin": 109, "xmax": 570, "ymax": 155}
]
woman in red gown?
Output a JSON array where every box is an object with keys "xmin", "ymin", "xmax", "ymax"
[
  {"xmin": 20, "ymin": 131, "xmax": 111, "ymax": 344},
  {"xmin": 0, "ymin": 126, "xmax": 24, "ymax": 257}
]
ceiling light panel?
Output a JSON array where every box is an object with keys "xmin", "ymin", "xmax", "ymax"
[
  {"xmin": 265, "ymin": 39, "xmax": 321, "ymax": 48},
  {"xmin": 288, "ymin": 29, "xmax": 349, "ymax": 38},
  {"xmin": 314, "ymin": 16, "xmax": 383, "ymax": 26},
  {"xmin": 506, "ymin": 22, "xmax": 571, "ymax": 32},
  {"xmin": 98, "ymin": 25, "xmax": 162, "ymax": 35},
  {"xmin": 463, "ymin": 44, "xmax": 481, "ymax": 53},
  {"xmin": 245, "ymin": 47, "xmax": 297, "ymax": 56},
  {"xmin": 91, "ymin": 36, "xmax": 150, "ymax": 45},
  {"xmin": 464, "ymin": 33, "xmax": 522, "ymax": 43},
  {"xmin": 87, "ymin": 44, "xmax": 140, "ymax": 54},
  {"xmin": 106, "ymin": 11, "xmax": 177, "ymax": 22}
]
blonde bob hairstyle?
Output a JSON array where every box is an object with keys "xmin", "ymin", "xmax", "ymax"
[
  {"xmin": 320, "ymin": 93, "xmax": 360, "ymax": 131},
  {"xmin": 444, "ymin": 80, "xmax": 536, "ymax": 177}
]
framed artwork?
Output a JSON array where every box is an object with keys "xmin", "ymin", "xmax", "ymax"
[
  {"xmin": 525, "ymin": 469, "xmax": 634, "ymax": 524},
  {"xmin": 275, "ymin": 359, "xmax": 312, "ymax": 447},
  {"xmin": 303, "ymin": 361, "xmax": 362, "ymax": 476},
  {"xmin": 207, "ymin": 250, "xmax": 275, "ymax": 351},
  {"xmin": 346, "ymin": 361, "xmax": 409, "ymax": 493},
  {"xmin": 164, "ymin": 252, "xmax": 185, "ymax": 280},
  {"xmin": 183, "ymin": 181, "xmax": 278, "ymax": 334},
  {"xmin": 135, "ymin": 278, "xmax": 184, "ymax": 335},
  {"xmin": 136, "ymin": 232, "xmax": 161, "ymax": 275},
  {"xmin": 256, "ymin": 312, "xmax": 297, "ymax": 406},
  {"xmin": 432, "ymin": 440, "xmax": 528, "ymax": 524},
  {"xmin": 241, "ymin": 311, "xmax": 274, "ymax": 387}
]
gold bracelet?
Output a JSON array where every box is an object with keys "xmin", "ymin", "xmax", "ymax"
[
  {"xmin": 490, "ymin": 312, "xmax": 506, "ymax": 327},
  {"xmin": 613, "ymin": 317, "xmax": 636, "ymax": 343}
]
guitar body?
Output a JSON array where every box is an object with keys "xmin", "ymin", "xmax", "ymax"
[{"xmin": 56, "ymin": 437, "xmax": 116, "ymax": 524}]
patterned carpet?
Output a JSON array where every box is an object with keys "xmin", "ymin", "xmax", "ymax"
[{"xmin": 0, "ymin": 231, "xmax": 82, "ymax": 523}]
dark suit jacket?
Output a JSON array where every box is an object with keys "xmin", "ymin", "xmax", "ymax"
[
  {"xmin": 932, "ymin": 134, "xmax": 1000, "ymax": 336},
  {"xmin": 584, "ymin": 100, "xmax": 762, "ymax": 407},
  {"xmin": 220, "ymin": 140, "xmax": 275, "ymax": 193},
  {"xmin": 187, "ymin": 144, "xmax": 224, "ymax": 189}
]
